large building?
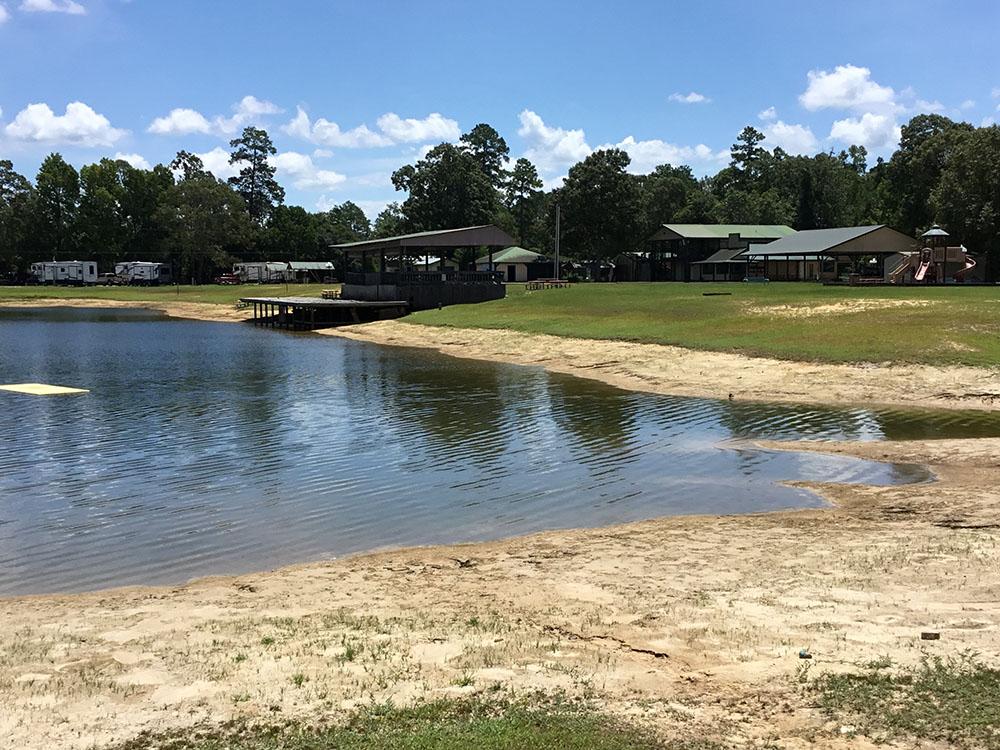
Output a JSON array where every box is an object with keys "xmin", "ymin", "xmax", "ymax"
[{"xmin": 645, "ymin": 224, "xmax": 797, "ymax": 281}]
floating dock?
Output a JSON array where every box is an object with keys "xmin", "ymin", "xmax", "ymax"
[{"xmin": 241, "ymin": 296, "xmax": 409, "ymax": 330}]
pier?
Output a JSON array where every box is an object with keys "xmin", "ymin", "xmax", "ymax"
[{"xmin": 241, "ymin": 296, "xmax": 409, "ymax": 330}]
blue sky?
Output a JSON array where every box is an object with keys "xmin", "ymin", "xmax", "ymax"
[{"xmin": 1, "ymin": 0, "xmax": 997, "ymax": 218}]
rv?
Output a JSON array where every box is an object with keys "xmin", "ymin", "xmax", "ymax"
[
  {"xmin": 114, "ymin": 261, "xmax": 172, "ymax": 286},
  {"xmin": 233, "ymin": 261, "xmax": 291, "ymax": 283},
  {"xmin": 29, "ymin": 261, "xmax": 99, "ymax": 286}
]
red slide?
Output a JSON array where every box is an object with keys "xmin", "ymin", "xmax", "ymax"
[{"xmin": 913, "ymin": 260, "xmax": 931, "ymax": 281}]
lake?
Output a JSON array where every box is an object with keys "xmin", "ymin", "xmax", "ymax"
[{"xmin": 2, "ymin": 307, "xmax": 997, "ymax": 596}]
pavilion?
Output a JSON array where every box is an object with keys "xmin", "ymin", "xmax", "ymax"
[{"xmin": 332, "ymin": 225, "xmax": 514, "ymax": 310}]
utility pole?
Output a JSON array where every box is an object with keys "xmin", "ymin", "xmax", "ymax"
[{"xmin": 554, "ymin": 204, "xmax": 561, "ymax": 281}]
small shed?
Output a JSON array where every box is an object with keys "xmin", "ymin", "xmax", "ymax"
[
  {"xmin": 475, "ymin": 246, "xmax": 553, "ymax": 282},
  {"xmin": 288, "ymin": 261, "xmax": 335, "ymax": 283}
]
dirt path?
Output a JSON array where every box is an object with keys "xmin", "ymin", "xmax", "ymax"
[
  {"xmin": 321, "ymin": 320, "xmax": 1000, "ymax": 412},
  {"xmin": 2, "ymin": 437, "xmax": 999, "ymax": 749}
]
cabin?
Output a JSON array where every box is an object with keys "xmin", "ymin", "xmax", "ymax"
[
  {"xmin": 745, "ymin": 225, "xmax": 918, "ymax": 282},
  {"xmin": 233, "ymin": 261, "xmax": 292, "ymax": 283},
  {"xmin": 114, "ymin": 261, "xmax": 172, "ymax": 286},
  {"xmin": 646, "ymin": 224, "xmax": 796, "ymax": 281},
  {"xmin": 475, "ymin": 246, "xmax": 553, "ymax": 282},
  {"xmin": 29, "ymin": 260, "xmax": 98, "ymax": 286},
  {"xmin": 333, "ymin": 225, "xmax": 512, "ymax": 310}
]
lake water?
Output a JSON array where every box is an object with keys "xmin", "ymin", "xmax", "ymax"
[{"xmin": 2, "ymin": 307, "xmax": 998, "ymax": 596}]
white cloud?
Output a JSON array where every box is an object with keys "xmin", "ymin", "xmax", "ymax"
[
  {"xmin": 517, "ymin": 109, "xmax": 591, "ymax": 172},
  {"xmin": 758, "ymin": 106, "xmax": 777, "ymax": 121},
  {"xmin": 915, "ymin": 99, "xmax": 946, "ymax": 114},
  {"xmin": 960, "ymin": 99, "xmax": 976, "ymax": 110},
  {"xmin": 148, "ymin": 96, "xmax": 281, "ymax": 138},
  {"xmin": 20, "ymin": 0, "xmax": 85, "ymax": 14},
  {"xmin": 312, "ymin": 148, "xmax": 333, "ymax": 158},
  {"xmin": 598, "ymin": 136, "xmax": 728, "ymax": 173},
  {"xmin": 270, "ymin": 151, "xmax": 346, "ymax": 191},
  {"xmin": 668, "ymin": 92, "xmax": 710, "ymax": 104},
  {"xmin": 829, "ymin": 112, "xmax": 901, "ymax": 150},
  {"xmin": 196, "ymin": 146, "xmax": 238, "ymax": 180},
  {"xmin": 148, "ymin": 107, "xmax": 213, "ymax": 135},
  {"xmin": 0, "ymin": 4, "xmax": 10, "ymax": 23},
  {"xmin": 375, "ymin": 112, "xmax": 460, "ymax": 143},
  {"xmin": 800, "ymin": 64, "xmax": 898, "ymax": 113},
  {"xmin": 4, "ymin": 101, "xmax": 125, "ymax": 147},
  {"xmin": 761, "ymin": 120, "xmax": 818, "ymax": 155},
  {"xmin": 214, "ymin": 95, "xmax": 282, "ymax": 135},
  {"xmin": 992, "ymin": 87, "xmax": 1000, "ymax": 99},
  {"xmin": 982, "ymin": 116, "xmax": 996, "ymax": 127},
  {"xmin": 283, "ymin": 106, "xmax": 391, "ymax": 148},
  {"xmin": 114, "ymin": 152, "xmax": 150, "ymax": 169}
]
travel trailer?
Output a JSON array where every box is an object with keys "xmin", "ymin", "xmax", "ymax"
[
  {"xmin": 114, "ymin": 261, "xmax": 172, "ymax": 286},
  {"xmin": 29, "ymin": 261, "xmax": 99, "ymax": 285}
]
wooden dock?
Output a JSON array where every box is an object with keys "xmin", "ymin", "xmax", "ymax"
[{"xmin": 241, "ymin": 296, "xmax": 409, "ymax": 330}]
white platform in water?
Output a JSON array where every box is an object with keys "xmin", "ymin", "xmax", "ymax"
[{"xmin": 0, "ymin": 383, "xmax": 89, "ymax": 396}]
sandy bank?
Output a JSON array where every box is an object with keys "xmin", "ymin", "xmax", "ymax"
[
  {"xmin": 2, "ymin": 437, "xmax": 999, "ymax": 749},
  {"xmin": 0, "ymin": 297, "xmax": 253, "ymax": 323},
  {"xmin": 322, "ymin": 320, "xmax": 1000, "ymax": 412}
]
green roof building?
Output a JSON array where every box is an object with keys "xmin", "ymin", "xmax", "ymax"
[{"xmin": 645, "ymin": 224, "xmax": 796, "ymax": 281}]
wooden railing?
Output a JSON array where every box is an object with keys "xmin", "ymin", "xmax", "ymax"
[{"xmin": 345, "ymin": 271, "xmax": 504, "ymax": 286}]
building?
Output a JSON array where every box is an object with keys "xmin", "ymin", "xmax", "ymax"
[
  {"xmin": 29, "ymin": 260, "xmax": 98, "ymax": 285},
  {"xmin": 333, "ymin": 225, "xmax": 513, "ymax": 310},
  {"xmin": 745, "ymin": 225, "xmax": 917, "ymax": 282},
  {"xmin": 288, "ymin": 261, "xmax": 336, "ymax": 283},
  {"xmin": 475, "ymin": 246, "xmax": 553, "ymax": 282},
  {"xmin": 646, "ymin": 224, "xmax": 796, "ymax": 281},
  {"xmin": 114, "ymin": 261, "xmax": 172, "ymax": 285}
]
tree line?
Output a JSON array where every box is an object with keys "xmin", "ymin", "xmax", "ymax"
[{"xmin": 1, "ymin": 114, "xmax": 998, "ymax": 282}]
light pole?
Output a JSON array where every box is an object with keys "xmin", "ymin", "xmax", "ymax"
[{"xmin": 554, "ymin": 204, "xmax": 561, "ymax": 281}]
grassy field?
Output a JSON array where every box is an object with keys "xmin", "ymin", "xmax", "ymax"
[
  {"xmin": 0, "ymin": 283, "xmax": 335, "ymax": 306},
  {"xmin": 113, "ymin": 698, "xmax": 676, "ymax": 750},
  {"xmin": 408, "ymin": 282, "xmax": 1000, "ymax": 366}
]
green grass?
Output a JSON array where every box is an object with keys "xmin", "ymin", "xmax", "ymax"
[
  {"xmin": 110, "ymin": 697, "xmax": 690, "ymax": 750},
  {"xmin": 0, "ymin": 283, "xmax": 335, "ymax": 306},
  {"xmin": 408, "ymin": 282, "xmax": 1000, "ymax": 366},
  {"xmin": 814, "ymin": 652, "xmax": 1000, "ymax": 748}
]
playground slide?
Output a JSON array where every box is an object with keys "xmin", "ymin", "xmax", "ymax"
[
  {"xmin": 954, "ymin": 256, "xmax": 977, "ymax": 279},
  {"xmin": 914, "ymin": 260, "xmax": 931, "ymax": 281}
]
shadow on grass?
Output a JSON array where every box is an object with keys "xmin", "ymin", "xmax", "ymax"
[
  {"xmin": 111, "ymin": 696, "xmax": 721, "ymax": 750},
  {"xmin": 814, "ymin": 651, "xmax": 1000, "ymax": 748}
]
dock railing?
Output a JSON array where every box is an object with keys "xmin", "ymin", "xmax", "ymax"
[{"xmin": 344, "ymin": 270, "xmax": 503, "ymax": 286}]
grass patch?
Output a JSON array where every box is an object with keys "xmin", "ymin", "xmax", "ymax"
[
  {"xmin": 0, "ymin": 283, "xmax": 335, "ymax": 307},
  {"xmin": 408, "ymin": 282, "xmax": 1000, "ymax": 366},
  {"xmin": 814, "ymin": 652, "xmax": 1000, "ymax": 748},
  {"xmin": 111, "ymin": 697, "xmax": 681, "ymax": 750}
]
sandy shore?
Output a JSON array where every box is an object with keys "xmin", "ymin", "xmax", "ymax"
[
  {"xmin": 2, "ymin": 437, "xmax": 999, "ymax": 749},
  {"xmin": 322, "ymin": 320, "xmax": 1000, "ymax": 412}
]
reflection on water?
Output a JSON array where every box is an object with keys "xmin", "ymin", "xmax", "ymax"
[{"xmin": 1, "ymin": 308, "xmax": 997, "ymax": 596}]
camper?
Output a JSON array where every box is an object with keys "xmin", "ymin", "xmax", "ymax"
[
  {"xmin": 29, "ymin": 260, "xmax": 99, "ymax": 286},
  {"xmin": 114, "ymin": 261, "xmax": 172, "ymax": 286},
  {"xmin": 233, "ymin": 261, "xmax": 291, "ymax": 283}
]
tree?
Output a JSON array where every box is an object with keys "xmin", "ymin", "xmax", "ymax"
[
  {"xmin": 34, "ymin": 153, "xmax": 80, "ymax": 258},
  {"xmin": 0, "ymin": 160, "xmax": 33, "ymax": 275},
  {"xmin": 505, "ymin": 158, "xmax": 543, "ymax": 246},
  {"xmin": 372, "ymin": 202, "xmax": 406, "ymax": 238},
  {"xmin": 156, "ymin": 177, "xmax": 252, "ymax": 282},
  {"xmin": 391, "ymin": 143, "xmax": 501, "ymax": 231},
  {"xmin": 460, "ymin": 123, "xmax": 510, "ymax": 189},
  {"xmin": 321, "ymin": 201, "xmax": 371, "ymax": 243},
  {"xmin": 78, "ymin": 158, "xmax": 132, "ymax": 268},
  {"xmin": 638, "ymin": 163, "xmax": 698, "ymax": 236},
  {"xmin": 228, "ymin": 127, "xmax": 285, "ymax": 224},
  {"xmin": 260, "ymin": 205, "xmax": 319, "ymax": 260},
  {"xmin": 555, "ymin": 149, "xmax": 640, "ymax": 260},
  {"xmin": 170, "ymin": 150, "xmax": 208, "ymax": 181},
  {"xmin": 933, "ymin": 125, "xmax": 1000, "ymax": 278},
  {"xmin": 730, "ymin": 126, "xmax": 767, "ymax": 188}
]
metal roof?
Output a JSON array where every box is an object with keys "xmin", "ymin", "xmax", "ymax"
[
  {"xmin": 692, "ymin": 247, "xmax": 749, "ymax": 264},
  {"xmin": 288, "ymin": 261, "xmax": 333, "ymax": 270},
  {"xmin": 650, "ymin": 224, "xmax": 797, "ymax": 241},
  {"xmin": 332, "ymin": 225, "xmax": 514, "ymax": 254},
  {"xmin": 747, "ymin": 225, "xmax": 914, "ymax": 256},
  {"xmin": 476, "ymin": 246, "xmax": 547, "ymax": 265},
  {"xmin": 921, "ymin": 224, "xmax": 950, "ymax": 237}
]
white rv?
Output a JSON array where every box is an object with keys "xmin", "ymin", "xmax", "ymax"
[
  {"xmin": 233, "ymin": 261, "xmax": 291, "ymax": 283},
  {"xmin": 29, "ymin": 261, "xmax": 99, "ymax": 286},
  {"xmin": 114, "ymin": 261, "xmax": 172, "ymax": 286}
]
